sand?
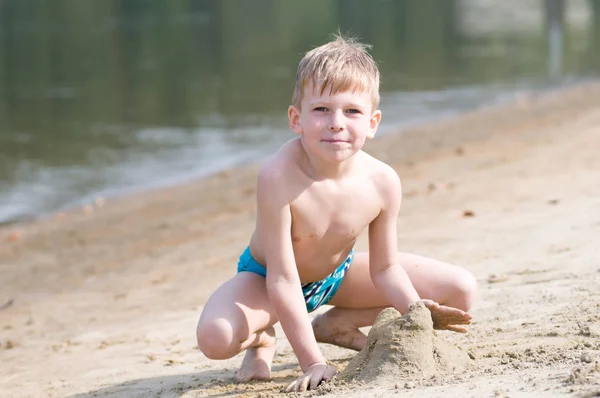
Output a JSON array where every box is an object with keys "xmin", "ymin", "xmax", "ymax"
[
  {"xmin": 1, "ymin": 81, "xmax": 600, "ymax": 398},
  {"xmin": 339, "ymin": 303, "xmax": 471, "ymax": 385}
]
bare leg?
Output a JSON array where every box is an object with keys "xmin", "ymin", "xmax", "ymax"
[
  {"xmin": 313, "ymin": 251, "xmax": 477, "ymax": 349},
  {"xmin": 234, "ymin": 326, "xmax": 277, "ymax": 382},
  {"xmin": 197, "ymin": 272, "xmax": 279, "ymax": 382},
  {"xmin": 312, "ymin": 307, "xmax": 384, "ymax": 351}
]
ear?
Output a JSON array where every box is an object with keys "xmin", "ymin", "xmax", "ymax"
[
  {"xmin": 288, "ymin": 105, "xmax": 303, "ymax": 135},
  {"xmin": 367, "ymin": 109, "xmax": 382, "ymax": 139}
]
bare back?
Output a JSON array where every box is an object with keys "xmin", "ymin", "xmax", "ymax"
[{"xmin": 249, "ymin": 138, "xmax": 394, "ymax": 283}]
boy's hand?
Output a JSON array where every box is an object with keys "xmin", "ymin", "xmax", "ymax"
[
  {"xmin": 420, "ymin": 299, "xmax": 473, "ymax": 333},
  {"xmin": 285, "ymin": 362, "xmax": 336, "ymax": 392}
]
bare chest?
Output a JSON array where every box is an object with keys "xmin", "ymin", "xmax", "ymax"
[{"xmin": 289, "ymin": 184, "xmax": 380, "ymax": 249}]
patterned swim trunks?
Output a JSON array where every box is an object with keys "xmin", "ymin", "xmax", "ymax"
[{"xmin": 237, "ymin": 246, "xmax": 354, "ymax": 313}]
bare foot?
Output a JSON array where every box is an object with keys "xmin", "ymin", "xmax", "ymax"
[
  {"xmin": 312, "ymin": 313, "xmax": 366, "ymax": 351},
  {"xmin": 234, "ymin": 327, "xmax": 277, "ymax": 383}
]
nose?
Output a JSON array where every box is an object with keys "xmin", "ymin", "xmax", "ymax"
[{"xmin": 328, "ymin": 111, "xmax": 344, "ymax": 132}]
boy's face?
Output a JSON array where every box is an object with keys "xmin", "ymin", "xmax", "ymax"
[{"xmin": 288, "ymin": 83, "xmax": 382, "ymax": 164}]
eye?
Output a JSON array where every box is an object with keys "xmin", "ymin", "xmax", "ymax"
[
  {"xmin": 346, "ymin": 109, "xmax": 361, "ymax": 114},
  {"xmin": 314, "ymin": 107, "xmax": 328, "ymax": 112}
]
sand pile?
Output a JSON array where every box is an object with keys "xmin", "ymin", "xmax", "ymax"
[{"xmin": 339, "ymin": 302, "xmax": 471, "ymax": 386}]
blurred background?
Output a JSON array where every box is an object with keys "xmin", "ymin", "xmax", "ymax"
[{"xmin": 0, "ymin": 0, "xmax": 598, "ymax": 224}]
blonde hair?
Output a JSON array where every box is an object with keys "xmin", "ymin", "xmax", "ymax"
[{"xmin": 292, "ymin": 33, "xmax": 380, "ymax": 110}]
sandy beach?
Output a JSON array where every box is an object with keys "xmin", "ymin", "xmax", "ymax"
[{"xmin": 1, "ymin": 81, "xmax": 600, "ymax": 397}]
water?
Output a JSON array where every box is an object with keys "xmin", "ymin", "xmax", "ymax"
[{"xmin": 0, "ymin": 0, "xmax": 599, "ymax": 224}]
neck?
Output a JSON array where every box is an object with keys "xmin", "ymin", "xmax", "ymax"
[{"xmin": 297, "ymin": 137, "xmax": 356, "ymax": 181}]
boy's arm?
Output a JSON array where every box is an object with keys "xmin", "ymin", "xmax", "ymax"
[
  {"xmin": 256, "ymin": 168, "xmax": 329, "ymax": 374},
  {"xmin": 368, "ymin": 169, "xmax": 420, "ymax": 314},
  {"xmin": 369, "ymin": 168, "xmax": 472, "ymax": 330}
]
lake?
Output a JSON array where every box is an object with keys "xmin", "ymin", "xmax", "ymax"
[{"xmin": 0, "ymin": 0, "xmax": 598, "ymax": 224}]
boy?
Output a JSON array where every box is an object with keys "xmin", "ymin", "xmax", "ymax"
[{"xmin": 196, "ymin": 33, "xmax": 476, "ymax": 393}]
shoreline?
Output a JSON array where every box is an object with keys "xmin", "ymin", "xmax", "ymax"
[
  {"xmin": 0, "ymin": 76, "xmax": 590, "ymax": 228},
  {"xmin": 1, "ymin": 80, "xmax": 600, "ymax": 397},
  {"xmin": 0, "ymin": 78, "xmax": 590, "ymax": 232}
]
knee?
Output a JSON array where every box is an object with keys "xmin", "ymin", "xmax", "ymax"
[
  {"xmin": 448, "ymin": 269, "xmax": 478, "ymax": 311},
  {"xmin": 196, "ymin": 318, "xmax": 238, "ymax": 360}
]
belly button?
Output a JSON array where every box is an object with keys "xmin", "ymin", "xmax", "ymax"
[{"xmin": 292, "ymin": 236, "xmax": 301, "ymax": 242}]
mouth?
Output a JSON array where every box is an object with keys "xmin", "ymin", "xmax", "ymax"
[{"xmin": 321, "ymin": 139, "xmax": 349, "ymax": 143}]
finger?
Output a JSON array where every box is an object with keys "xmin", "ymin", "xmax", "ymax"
[
  {"xmin": 433, "ymin": 316, "xmax": 466, "ymax": 326},
  {"xmin": 288, "ymin": 376, "xmax": 306, "ymax": 393},
  {"xmin": 442, "ymin": 306, "xmax": 467, "ymax": 316},
  {"xmin": 309, "ymin": 375, "xmax": 322, "ymax": 391},
  {"xmin": 299, "ymin": 375, "xmax": 311, "ymax": 392},
  {"xmin": 324, "ymin": 367, "xmax": 337, "ymax": 380},
  {"xmin": 444, "ymin": 317, "xmax": 471, "ymax": 325},
  {"xmin": 436, "ymin": 303, "xmax": 464, "ymax": 312},
  {"xmin": 421, "ymin": 299, "xmax": 439, "ymax": 309},
  {"xmin": 285, "ymin": 380, "xmax": 296, "ymax": 393},
  {"xmin": 436, "ymin": 308, "xmax": 471, "ymax": 322},
  {"xmin": 445, "ymin": 324, "xmax": 468, "ymax": 333}
]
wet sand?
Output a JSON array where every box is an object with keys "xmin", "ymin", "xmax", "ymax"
[{"xmin": 1, "ymin": 82, "xmax": 600, "ymax": 397}]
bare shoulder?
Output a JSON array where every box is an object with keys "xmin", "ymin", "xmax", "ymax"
[
  {"xmin": 257, "ymin": 139, "xmax": 301, "ymax": 200},
  {"xmin": 359, "ymin": 152, "xmax": 402, "ymax": 206}
]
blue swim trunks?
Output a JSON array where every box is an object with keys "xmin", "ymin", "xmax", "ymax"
[{"xmin": 237, "ymin": 247, "xmax": 354, "ymax": 313}]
